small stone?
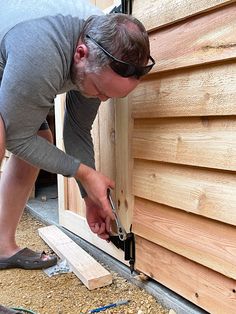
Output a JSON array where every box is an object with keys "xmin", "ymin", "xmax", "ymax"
[
  {"xmin": 169, "ymin": 309, "xmax": 177, "ymax": 314},
  {"xmin": 41, "ymin": 195, "xmax": 47, "ymax": 201}
]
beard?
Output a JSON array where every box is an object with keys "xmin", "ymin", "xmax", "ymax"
[
  {"xmin": 70, "ymin": 61, "xmax": 98, "ymax": 99},
  {"xmin": 71, "ymin": 63, "xmax": 86, "ymax": 94}
]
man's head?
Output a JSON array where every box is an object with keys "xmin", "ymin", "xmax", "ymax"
[{"xmin": 71, "ymin": 13, "xmax": 154, "ymax": 100}]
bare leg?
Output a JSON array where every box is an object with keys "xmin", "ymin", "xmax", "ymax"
[
  {"xmin": 0, "ymin": 114, "xmax": 6, "ymax": 163},
  {"xmin": 0, "ymin": 129, "xmax": 53, "ymax": 258}
]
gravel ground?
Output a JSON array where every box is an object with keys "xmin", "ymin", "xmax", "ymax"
[{"xmin": 0, "ymin": 212, "xmax": 169, "ymax": 314}]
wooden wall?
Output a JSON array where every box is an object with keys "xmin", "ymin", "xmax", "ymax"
[
  {"xmin": 55, "ymin": 0, "xmax": 236, "ymax": 312},
  {"xmin": 125, "ymin": 1, "xmax": 236, "ymax": 313}
]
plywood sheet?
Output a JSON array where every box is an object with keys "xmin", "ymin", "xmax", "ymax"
[{"xmin": 133, "ymin": 197, "xmax": 236, "ymax": 280}]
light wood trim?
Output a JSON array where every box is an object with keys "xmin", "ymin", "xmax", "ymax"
[
  {"xmin": 133, "ymin": 159, "xmax": 236, "ymax": 225},
  {"xmin": 54, "ymin": 94, "xmax": 68, "ymax": 213},
  {"xmin": 132, "ymin": 62, "xmax": 236, "ymax": 118},
  {"xmin": 136, "ymin": 236, "xmax": 236, "ymax": 314},
  {"xmin": 67, "ymin": 177, "xmax": 85, "ymax": 215},
  {"xmin": 149, "ymin": 3, "xmax": 236, "ymax": 74},
  {"xmin": 133, "ymin": 0, "xmax": 235, "ymax": 31},
  {"xmin": 99, "ymin": 100, "xmax": 116, "ymax": 180},
  {"xmin": 133, "ymin": 116, "xmax": 236, "ymax": 171},
  {"xmin": 59, "ymin": 209, "xmax": 128, "ymax": 265},
  {"xmin": 133, "ymin": 197, "xmax": 236, "ymax": 280},
  {"xmin": 115, "ymin": 97, "xmax": 134, "ymax": 231},
  {"xmin": 39, "ymin": 225, "xmax": 112, "ymax": 290}
]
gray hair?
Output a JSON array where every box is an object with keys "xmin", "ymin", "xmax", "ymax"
[{"xmin": 80, "ymin": 13, "xmax": 150, "ymax": 74}]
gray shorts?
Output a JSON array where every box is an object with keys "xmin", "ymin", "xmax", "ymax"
[{"xmin": 39, "ymin": 120, "xmax": 49, "ymax": 130}]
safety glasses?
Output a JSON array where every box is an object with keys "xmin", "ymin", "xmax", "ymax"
[{"xmin": 86, "ymin": 34, "xmax": 155, "ymax": 78}]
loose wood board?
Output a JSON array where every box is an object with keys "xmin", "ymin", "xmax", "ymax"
[{"xmin": 39, "ymin": 225, "xmax": 112, "ymax": 290}]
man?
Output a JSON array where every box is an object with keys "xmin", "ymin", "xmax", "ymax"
[{"xmin": 0, "ymin": 1, "xmax": 154, "ymax": 270}]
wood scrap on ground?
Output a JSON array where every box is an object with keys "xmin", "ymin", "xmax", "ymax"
[{"xmin": 38, "ymin": 225, "xmax": 112, "ymax": 290}]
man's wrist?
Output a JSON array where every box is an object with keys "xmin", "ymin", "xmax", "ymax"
[{"xmin": 74, "ymin": 163, "xmax": 90, "ymax": 181}]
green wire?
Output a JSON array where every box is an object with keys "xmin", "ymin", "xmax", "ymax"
[{"xmin": 10, "ymin": 307, "xmax": 37, "ymax": 314}]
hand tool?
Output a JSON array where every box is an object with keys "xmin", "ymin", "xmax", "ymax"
[
  {"xmin": 88, "ymin": 300, "xmax": 129, "ymax": 313},
  {"xmin": 107, "ymin": 189, "xmax": 135, "ymax": 273},
  {"xmin": 107, "ymin": 189, "xmax": 127, "ymax": 241}
]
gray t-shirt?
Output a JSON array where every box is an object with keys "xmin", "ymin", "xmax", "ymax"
[{"xmin": 0, "ymin": 1, "xmax": 102, "ymax": 180}]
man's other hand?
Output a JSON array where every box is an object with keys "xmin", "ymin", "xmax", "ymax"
[
  {"xmin": 84, "ymin": 196, "xmax": 111, "ymax": 240},
  {"xmin": 75, "ymin": 163, "xmax": 115, "ymax": 221}
]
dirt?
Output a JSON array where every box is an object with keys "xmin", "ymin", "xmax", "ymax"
[{"xmin": 0, "ymin": 212, "xmax": 169, "ymax": 314}]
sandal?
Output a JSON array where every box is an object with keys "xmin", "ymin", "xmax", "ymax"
[
  {"xmin": 0, "ymin": 247, "xmax": 57, "ymax": 270},
  {"xmin": 0, "ymin": 305, "xmax": 21, "ymax": 313}
]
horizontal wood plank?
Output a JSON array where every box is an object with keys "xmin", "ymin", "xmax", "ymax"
[
  {"xmin": 149, "ymin": 3, "xmax": 236, "ymax": 74},
  {"xmin": 132, "ymin": 62, "xmax": 236, "ymax": 118},
  {"xmin": 133, "ymin": 197, "xmax": 236, "ymax": 280},
  {"xmin": 133, "ymin": 0, "xmax": 235, "ymax": 31},
  {"xmin": 133, "ymin": 159, "xmax": 236, "ymax": 225},
  {"xmin": 39, "ymin": 225, "xmax": 112, "ymax": 290},
  {"xmin": 136, "ymin": 236, "xmax": 236, "ymax": 314},
  {"xmin": 133, "ymin": 116, "xmax": 236, "ymax": 171}
]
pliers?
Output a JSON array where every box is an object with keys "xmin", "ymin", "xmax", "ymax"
[{"xmin": 107, "ymin": 189, "xmax": 127, "ymax": 241}]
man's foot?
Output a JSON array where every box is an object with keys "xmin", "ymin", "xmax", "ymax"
[{"xmin": 0, "ymin": 247, "xmax": 57, "ymax": 270}]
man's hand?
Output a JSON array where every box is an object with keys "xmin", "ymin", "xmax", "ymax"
[
  {"xmin": 84, "ymin": 196, "xmax": 111, "ymax": 240},
  {"xmin": 75, "ymin": 163, "xmax": 115, "ymax": 221}
]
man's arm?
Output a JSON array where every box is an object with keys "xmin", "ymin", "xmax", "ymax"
[
  {"xmin": 64, "ymin": 90, "xmax": 115, "ymax": 234},
  {"xmin": 0, "ymin": 15, "xmax": 81, "ymax": 177},
  {"xmin": 63, "ymin": 90, "xmax": 100, "ymax": 197}
]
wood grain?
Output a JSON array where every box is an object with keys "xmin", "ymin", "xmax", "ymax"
[
  {"xmin": 67, "ymin": 177, "xmax": 85, "ymax": 215},
  {"xmin": 98, "ymin": 100, "xmax": 116, "ymax": 181},
  {"xmin": 115, "ymin": 97, "xmax": 134, "ymax": 231},
  {"xmin": 133, "ymin": 116, "xmax": 236, "ymax": 171},
  {"xmin": 39, "ymin": 225, "xmax": 112, "ymax": 290},
  {"xmin": 136, "ymin": 236, "xmax": 236, "ymax": 314},
  {"xmin": 133, "ymin": 197, "xmax": 236, "ymax": 280},
  {"xmin": 59, "ymin": 210, "xmax": 128, "ymax": 265},
  {"xmin": 148, "ymin": 3, "xmax": 236, "ymax": 74},
  {"xmin": 131, "ymin": 62, "xmax": 236, "ymax": 118},
  {"xmin": 133, "ymin": 159, "xmax": 236, "ymax": 225},
  {"xmin": 132, "ymin": 0, "xmax": 235, "ymax": 31}
]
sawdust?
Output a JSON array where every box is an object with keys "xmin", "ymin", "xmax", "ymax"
[{"xmin": 0, "ymin": 212, "xmax": 169, "ymax": 314}]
